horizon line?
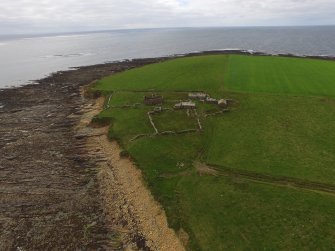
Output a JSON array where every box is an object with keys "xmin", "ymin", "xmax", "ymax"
[{"xmin": 1, "ymin": 24, "xmax": 335, "ymax": 37}]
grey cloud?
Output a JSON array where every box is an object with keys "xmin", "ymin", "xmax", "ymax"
[{"xmin": 0, "ymin": 0, "xmax": 334, "ymax": 34}]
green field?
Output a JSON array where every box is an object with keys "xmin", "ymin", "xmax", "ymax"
[
  {"xmin": 225, "ymin": 55, "xmax": 335, "ymax": 97},
  {"xmin": 94, "ymin": 55, "xmax": 335, "ymax": 250}
]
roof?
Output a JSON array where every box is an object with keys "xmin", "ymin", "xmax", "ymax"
[
  {"xmin": 188, "ymin": 92, "xmax": 208, "ymax": 98},
  {"xmin": 206, "ymin": 97, "xmax": 218, "ymax": 102},
  {"xmin": 218, "ymin": 99, "xmax": 227, "ymax": 104},
  {"xmin": 174, "ymin": 101, "xmax": 196, "ymax": 108}
]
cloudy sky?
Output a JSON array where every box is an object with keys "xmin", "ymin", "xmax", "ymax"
[{"xmin": 1, "ymin": 0, "xmax": 335, "ymax": 34}]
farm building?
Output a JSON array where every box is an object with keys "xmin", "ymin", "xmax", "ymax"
[
  {"xmin": 205, "ymin": 97, "xmax": 218, "ymax": 104},
  {"xmin": 153, "ymin": 106, "xmax": 162, "ymax": 113},
  {"xmin": 174, "ymin": 101, "xmax": 196, "ymax": 109},
  {"xmin": 188, "ymin": 92, "xmax": 208, "ymax": 100},
  {"xmin": 218, "ymin": 99, "xmax": 228, "ymax": 108},
  {"xmin": 144, "ymin": 94, "xmax": 163, "ymax": 105},
  {"xmin": 226, "ymin": 99, "xmax": 235, "ymax": 106}
]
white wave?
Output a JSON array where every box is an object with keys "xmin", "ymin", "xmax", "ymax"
[
  {"xmin": 22, "ymin": 34, "xmax": 89, "ymax": 41},
  {"xmin": 213, "ymin": 48, "xmax": 244, "ymax": 51},
  {"xmin": 52, "ymin": 34, "xmax": 89, "ymax": 39}
]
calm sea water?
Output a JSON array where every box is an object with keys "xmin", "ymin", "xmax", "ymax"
[{"xmin": 1, "ymin": 26, "xmax": 335, "ymax": 88}]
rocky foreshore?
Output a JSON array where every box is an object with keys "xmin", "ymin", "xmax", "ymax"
[{"xmin": 0, "ymin": 57, "xmax": 169, "ymax": 250}]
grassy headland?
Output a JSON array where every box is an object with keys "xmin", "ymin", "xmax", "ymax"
[{"xmin": 94, "ymin": 54, "xmax": 335, "ymax": 250}]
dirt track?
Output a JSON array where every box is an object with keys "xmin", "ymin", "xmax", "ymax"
[{"xmin": 0, "ymin": 57, "xmax": 176, "ymax": 250}]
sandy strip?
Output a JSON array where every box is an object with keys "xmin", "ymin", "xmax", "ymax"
[{"xmin": 76, "ymin": 94, "xmax": 185, "ymax": 251}]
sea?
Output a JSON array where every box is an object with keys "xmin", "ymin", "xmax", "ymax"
[{"xmin": 1, "ymin": 26, "xmax": 335, "ymax": 88}]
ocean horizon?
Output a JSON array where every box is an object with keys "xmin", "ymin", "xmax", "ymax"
[{"xmin": 1, "ymin": 26, "xmax": 335, "ymax": 88}]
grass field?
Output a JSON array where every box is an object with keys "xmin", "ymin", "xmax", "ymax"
[
  {"xmin": 94, "ymin": 54, "xmax": 335, "ymax": 250},
  {"xmin": 225, "ymin": 55, "xmax": 335, "ymax": 97},
  {"xmin": 96, "ymin": 55, "xmax": 227, "ymax": 94},
  {"xmin": 97, "ymin": 55, "xmax": 335, "ymax": 98}
]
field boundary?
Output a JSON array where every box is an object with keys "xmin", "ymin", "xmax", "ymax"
[{"xmin": 205, "ymin": 163, "xmax": 335, "ymax": 195}]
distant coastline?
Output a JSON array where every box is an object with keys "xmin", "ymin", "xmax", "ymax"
[
  {"xmin": 177, "ymin": 49, "xmax": 335, "ymax": 60},
  {"xmin": 1, "ymin": 25, "xmax": 335, "ymax": 41}
]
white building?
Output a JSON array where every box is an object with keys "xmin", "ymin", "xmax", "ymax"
[{"xmin": 174, "ymin": 101, "xmax": 196, "ymax": 109}]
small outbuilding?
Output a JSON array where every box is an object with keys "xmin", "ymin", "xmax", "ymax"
[
  {"xmin": 205, "ymin": 97, "xmax": 218, "ymax": 104},
  {"xmin": 153, "ymin": 106, "xmax": 162, "ymax": 113},
  {"xmin": 218, "ymin": 99, "xmax": 228, "ymax": 108},
  {"xmin": 174, "ymin": 101, "xmax": 196, "ymax": 109},
  {"xmin": 188, "ymin": 92, "xmax": 208, "ymax": 100},
  {"xmin": 226, "ymin": 99, "xmax": 235, "ymax": 106},
  {"xmin": 144, "ymin": 94, "xmax": 163, "ymax": 105}
]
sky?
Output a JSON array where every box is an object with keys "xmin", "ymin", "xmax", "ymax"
[{"xmin": 0, "ymin": 0, "xmax": 335, "ymax": 34}]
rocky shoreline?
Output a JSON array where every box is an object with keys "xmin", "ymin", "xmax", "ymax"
[{"xmin": 0, "ymin": 57, "xmax": 174, "ymax": 250}]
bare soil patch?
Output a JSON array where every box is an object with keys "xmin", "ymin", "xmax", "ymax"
[{"xmin": 194, "ymin": 161, "xmax": 219, "ymax": 176}]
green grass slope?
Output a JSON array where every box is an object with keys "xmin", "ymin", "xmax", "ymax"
[
  {"xmin": 97, "ymin": 55, "xmax": 227, "ymax": 94},
  {"xmin": 177, "ymin": 175, "xmax": 335, "ymax": 251},
  {"xmin": 225, "ymin": 55, "xmax": 335, "ymax": 97},
  {"xmin": 94, "ymin": 54, "xmax": 335, "ymax": 250},
  {"xmin": 97, "ymin": 54, "xmax": 335, "ymax": 98},
  {"xmin": 205, "ymin": 93, "xmax": 335, "ymax": 185}
]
